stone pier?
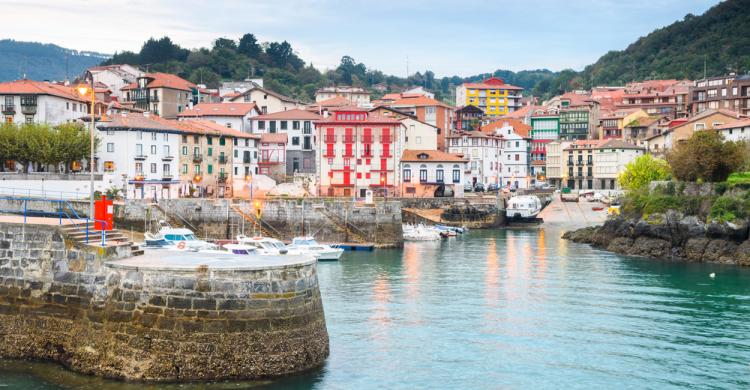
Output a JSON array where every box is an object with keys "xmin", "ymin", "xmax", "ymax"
[{"xmin": 0, "ymin": 220, "xmax": 329, "ymax": 382}]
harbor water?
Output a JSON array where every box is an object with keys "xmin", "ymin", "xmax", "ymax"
[{"xmin": 3, "ymin": 227, "xmax": 750, "ymax": 389}]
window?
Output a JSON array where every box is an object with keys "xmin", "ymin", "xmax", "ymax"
[
  {"xmin": 220, "ymin": 137, "xmax": 226, "ymax": 146},
  {"xmin": 403, "ymin": 165, "xmax": 411, "ymax": 182},
  {"xmin": 292, "ymin": 137, "xmax": 300, "ymax": 146},
  {"xmin": 151, "ymin": 132, "xmax": 157, "ymax": 141},
  {"xmin": 419, "ymin": 165, "xmax": 428, "ymax": 182},
  {"xmin": 150, "ymin": 163, "xmax": 157, "ymax": 173},
  {"xmin": 207, "ymin": 164, "xmax": 213, "ymax": 174},
  {"xmin": 303, "ymin": 121, "xmax": 311, "ymax": 134},
  {"xmin": 207, "ymin": 136, "xmax": 213, "ymax": 145},
  {"xmin": 164, "ymin": 145, "xmax": 170, "ymax": 156},
  {"xmin": 194, "ymin": 165, "xmax": 201, "ymax": 174},
  {"xmin": 293, "ymin": 121, "xmax": 300, "ymax": 130},
  {"xmin": 137, "ymin": 131, "xmax": 143, "ymax": 140},
  {"xmin": 258, "ymin": 121, "xmax": 265, "ymax": 130},
  {"xmin": 107, "ymin": 143, "xmax": 114, "ymax": 152},
  {"xmin": 151, "ymin": 145, "xmax": 157, "ymax": 154},
  {"xmin": 208, "ymin": 147, "xmax": 213, "ymax": 156},
  {"xmin": 194, "ymin": 147, "xmax": 200, "ymax": 156},
  {"xmin": 135, "ymin": 163, "xmax": 143, "ymax": 174},
  {"xmin": 270, "ymin": 121, "xmax": 276, "ymax": 133},
  {"xmin": 182, "ymin": 164, "xmax": 188, "ymax": 174},
  {"xmin": 163, "ymin": 164, "xmax": 170, "ymax": 174},
  {"xmin": 107, "ymin": 130, "xmax": 114, "ymax": 136},
  {"xmin": 436, "ymin": 166, "xmax": 444, "ymax": 183},
  {"xmin": 182, "ymin": 146, "xmax": 188, "ymax": 155},
  {"xmin": 163, "ymin": 133, "xmax": 168, "ymax": 141},
  {"xmin": 136, "ymin": 144, "xmax": 143, "ymax": 156},
  {"xmin": 453, "ymin": 165, "xmax": 461, "ymax": 183},
  {"xmin": 226, "ymin": 123, "xmax": 232, "ymax": 128}
]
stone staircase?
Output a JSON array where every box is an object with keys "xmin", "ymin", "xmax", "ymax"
[
  {"xmin": 318, "ymin": 208, "xmax": 368, "ymax": 244},
  {"xmin": 230, "ymin": 204, "xmax": 281, "ymax": 238},
  {"xmin": 59, "ymin": 221, "xmax": 144, "ymax": 255}
]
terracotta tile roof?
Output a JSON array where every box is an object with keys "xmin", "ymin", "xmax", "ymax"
[
  {"xmin": 222, "ymin": 91, "xmax": 242, "ymax": 99},
  {"xmin": 481, "ymin": 118, "xmax": 531, "ymax": 137},
  {"xmin": 0, "ymin": 79, "xmax": 87, "ymax": 102},
  {"xmin": 400, "ymin": 149, "xmax": 467, "ymax": 163},
  {"xmin": 564, "ymin": 139, "xmax": 606, "ymax": 150},
  {"xmin": 96, "ymin": 112, "xmax": 184, "ymax": 131},
  {"xmin": 315, "ymin": 96, "xmax": 351, "ymax": 107},
  {"xmin": 389, "ymin": 96, "xmax": 452, "ymax": 108},
  {"xmin": 625, "ymin": 116, "xmax": 662, "ymax": 127},
  {"xmin": 121, "ymin": 82, "xmax": 137, "ymax": 91},
  {"xmin": 179, "ymin": 119, "xmax": 258, "ymax": 139},
  {"xmin": 177, "ymin": 103, "xmax": 259, "ymax": 118},
  {"xmin": 142, "ymin": 72, "xmax": 195, "ymax": 91},
  {"xmin": 232, "ymin": 84, "xmax": 302, "ymax": 104},
  {"xmin": 462, "ymin": 77, "xmax": 523, "ymax": 90},
  {"xmin": 716, "ymin": 117, "xmax": 750, "ymax": 130},
  {"xmin": 253, "ymin": 108, "xmax": 323, "ymax": 121},
  {"xmin": 260, "ymin": 133, "xmax": 288, "ymax": 143}
]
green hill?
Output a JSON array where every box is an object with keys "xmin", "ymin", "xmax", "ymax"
[
  {"xmin": 582, "ymin": 0, "xmax": 750, "ymax": 86},
  {"xmin": 0, "ymin": 39, "xmax": 110, "ymax": 82}
]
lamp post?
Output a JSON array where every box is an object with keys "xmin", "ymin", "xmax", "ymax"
[{"xmin": 77, "ymin": 70, "xmax": 95, "ymax": 219}]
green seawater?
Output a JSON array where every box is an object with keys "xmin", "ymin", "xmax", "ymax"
[{"xmin": 2, "ymin": 228, "xmax": 750, "ymax": 389}]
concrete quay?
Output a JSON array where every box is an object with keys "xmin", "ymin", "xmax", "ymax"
[{"xmin": 0, "ymin": 219, "xmax": 329, "ymax": 382}]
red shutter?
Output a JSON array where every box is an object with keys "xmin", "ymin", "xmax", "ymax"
[
  {"xmin": 344, "ymin": 172, "xmax": 351, "ymax": 185},
  {"xmin": 380, "ymin": 158, "xmax": 387, "ymax": 171},
  {"xmin": 345, "ymin": 143, "xmax": 353, "ymax": 157},
  {"xmin": 382, "ymin": 143, "xmax": 390, "ymax": 157}
]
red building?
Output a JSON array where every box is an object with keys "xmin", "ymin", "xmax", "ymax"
[{"xmin": 315, "ymin": 109, "xmax": 402, "ymax": 197}]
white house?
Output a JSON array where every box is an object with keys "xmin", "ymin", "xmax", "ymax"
[
  {"xmin": 400, "ymin": 150, "xmax": 467, "ymax": 198},
  {"xmin": 446, "ymin": 131, "xmax": 502, "ymax": 187},
  {"xmin": 223, "ymin": 128, "xmax": 260, "ymax": 197},
  {"xmin": 229, "ymin": 83, "xmax": 304, "ymax": 114},
  {"xmin": 0, "ymin": 79, "xmax": 89, "ymax": 125},
  {"xmin": 177, "ymin": 102, "xmax": 261, "ymax": 132},
  {"xmin": 593, "ymin": 139, "xmax": 645, "ymax": 191},
  {"xmin": 96, "ymin": 112, "xmax": 182, "ymax": 200},
  {"xmin": 89, "ymin": 64, "xmax": 143, "ymax": 100},
  {"xmin": 483, "ymin": 119, "xmax": 531, "ymax": 190},
  {"xmin": 717, "ymin": 118, "xmax": 750, "ymax": 142},
  {"xmin": 315, "ymin": 86, "xmax": 371, "ymax": 105},
  {"xmin": 401, "ymin": 117, "xmax": 438, "ymax": 151}
]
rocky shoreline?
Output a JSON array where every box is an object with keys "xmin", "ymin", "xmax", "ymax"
[{"xmin": 562, "ymin": 211, "xmax": 750, "ymax": 265}]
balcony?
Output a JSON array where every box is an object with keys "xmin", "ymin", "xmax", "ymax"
[
  {"xmin": 134, "ymin": 155, "xmax": 147, "ymax": 161},
  {"xmin": 1, "ymin": 104, "xmax": 14, "ymax": 115},
  {"xmin": 193, "ymin": 154, "xmax": 203, "ymax": 163},
  {"xmin": 243, "ymin": 158, "xmax": 252, "ymax": 164},
  {"xmin": 323, "ymin": 150, "xmax": 336, "ymax": 158},
  {"xmin": 362, "ymin": 136, "xmax": 373, "ymax": 143},
  {"xmin": 219, "ymin": 155, "xmax": 228, "ymax": 164},
  {"xmin": 218, "ymin": 173, "xmax": 228, "ymax": 183},
  {"xmin": 343, "ymin": 136, "xmax": 354, "ymax": 143},
  {"xmin": 21, "ymin": 104, "xmax": 37, "ymax": 115},
  {"xmin": 324, "ymin": 135, "xmax": 337, "ymax": 143},
  {"xmin": 163, "ymin": 173, "xmax": 174, "ymax": 180},
  {"xmin": 162, "ymin": 155, "xmax": 174, "ymax": 161}
]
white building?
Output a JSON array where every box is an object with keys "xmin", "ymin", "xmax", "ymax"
[
  {"xmin": 0, "ymin": 79, "xmax": 89, "ymax": 125},
  {"xmin": 545, "ymin": 141, "xmax": 570, "ymax": 189},
  {"xmin": 400, "ymin": 150, "xmax": 467, "ymax": 198},
  {"xmin": 717, "ymin": 118, "xmax": 750, "ymax": 142},
  {"xmin": 401, "ymin": 117, "xmax": 438, "ymax": 151},
  {"xmin": 177, "ymin": 103, "xmax": 261, "ymax": 132},
  {"xmin": 229, "ymin": 83, "xmax": 304, "ymax": 114},
  {"xmin": 315, "ymin": 86, "xmax": 370, "ymax": 105},
  {"xmin": 89, "ymin": 64, "xmax": 143, "ymax": 100},
  {"xmin": 96, "ymin": 112, "xmax": 182, "ymax": 200},
  {"xmin": 482, "ymin": 119, "xmax": 531, "ymax": 189},
  {"xmin": 223, "ymin": 128, "xmax": 260, "ymax": 197},
  {"xmin": 593, "ymin": 139, "xmax": 645, "ymax": 190},
  {"xmin": 446, "ymin": 131, "xmax": 502, "ymax": 187}
]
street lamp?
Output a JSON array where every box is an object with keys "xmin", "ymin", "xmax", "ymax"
[{"xmin": 76, "ymin": 70, "xmax": 95, "ymax": 220}]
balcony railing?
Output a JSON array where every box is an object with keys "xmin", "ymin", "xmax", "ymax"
[
  {"xmin": 163, "ymin": 173, "xmax": 174, "ymax": 180},
  {"xmin": 362, "ymin": 136, "xmax": 373, "ymax": 143},
  {"xmin": 21, "ymin": 105, "xmax": 37, "ymax": 115},
  {"xmin": 162, "ymin": 155, "xmax": 174, "ymax": 161},
  {"xmin": 134, "ymin": 155, "xmax": 147, "ymax": 160},
  {"xmin": 243, "ymin": 158, "xmax": 252, "ymax": 164},
  {"xmin": 324, "ymin": 135, "xmax": 337, "ymax": 143},
  {"xmin": 219, "ymin": 155, "xmax": 228, "ymax": 164},
  {"xmin": 218, "ymin": 173, "xmax": 227, "ymax": 183},
  {"xmin": 193, "ymin": 154, "xmax": 203, "ymax": 163},
  {"xmin": 323, "ymin": 150, "xmax": 336, "ymax": 158}
]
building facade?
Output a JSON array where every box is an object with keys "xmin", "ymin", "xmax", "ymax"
[
  {"xmin": 386, "ymin": 96, "xmax": 453, "ymax": 150},
  {"xmin": 89, "ymin": 64, "xmax": 143, "ymax": 100},
  {"xmin": 251, "ymin": 109, "xmax": 322, "ymax": 176},
  {"xmin": 0, "ymin": 79, "xmax": 89, "ymax": 125},
  {"xmin": 616, "ymin": 79, "xmax": 690, "ymax": 119},
  {"xmin": 446, "ymin": 131, "xmax": 501, "ymax": 187},
  {"xmin": 690, "ymin": 74, "xmax": 750, "ymax": 117},
  {"xmin": 453, "ymin": 105, "xmax": 484, "ymax": 132},
  {"xmin": 315, "ymin": 86, "xmax": 371, "ymax": 105},
  {"xmin": 121, "ymin": 72, "xmax": 196, "ymax": 119},
  {"xmin": 400, "ymin": 150, "xmax": 467, "ymax": 198},
  {"xmin": 177, "ymin": 120, "xmax": 236, "ymax": 198},
  {"xmin": 529, "ymin": 114, "xmax": 560, "ymax": 181},
  {"xmin": 593, "ymin": 140, "xmax": 645, "ymax": 191},
  {"xmin": 177, "ymin": 102, "xmax": 261, "ymax": 132},
  {"xmin": 315, "ymin": 110, "xmax": 402, "ymax": 197},
  {"xmin": 455, "ymin": 77, "xmax": 523, "ymax": 117}
]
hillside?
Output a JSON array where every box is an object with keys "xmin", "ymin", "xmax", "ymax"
[
  {"xmin": 583, "ymin": 0, "xmax": 750, "ymax": 86},
  {"xmin": 0, "ymin": 40, "xmax": 110, "ymax": 82}
]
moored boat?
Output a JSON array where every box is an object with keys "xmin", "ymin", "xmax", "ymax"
[
  {"xmin": 288, "ymin": 237, "xmax": 344, "ymax": 261},
  {"xmin": 506, "ymin": 195, "xmax": 542, "ymax": 220}
]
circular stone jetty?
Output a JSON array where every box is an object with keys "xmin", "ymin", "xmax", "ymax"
[{"xmin": 0, "ymin": 221, "xmax": 329, "ymax": 382}]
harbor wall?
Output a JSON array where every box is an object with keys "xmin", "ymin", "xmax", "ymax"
[
  {"xmin": 116, "ymin": 199, "xmax": 403, "ymax": 247},
  {"xmin": 0, "ymin": 221, "xmax": 329, "ymax": 381}
]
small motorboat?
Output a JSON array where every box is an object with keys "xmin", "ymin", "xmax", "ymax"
[
  {"xmin": 143, "ymin": 232, "xmax": 170, "ymax": 247},
  {"xmin": 154, "ymin": 221, "xmax": 217, "ymax": 251},
  {"xmin": 402, "ymin": 224, "xmax": 441, "ymax": 241},
  {"xmin": 288, "ymin": 237, "xmax": 344, "ymax": 261},
  {"xmin": 236, "ymin": 235, "xmax": 305, "ymax": 256},
  {"xmin": 506, "ymin": 195, "xmax": 542, "ymax": 220},
  {"xmin": 222, "ymin": 243, "xmax": 261, "ymax": 256}
]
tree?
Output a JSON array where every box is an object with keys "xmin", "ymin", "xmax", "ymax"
[
  {"xmin": 667, "ymin": 131, "xmax": 747, "ymax": 182},
  {"xmin": 213, "ymin": 37, "xmax": 237, "ymax": 51},
  {"xmin": 618, "ymin": 154, "xmax": 671, "ymax": 191},
  {"xmin": 238, "ymin": 33, "xmax": 262, "ymax": 58},
  {"xmin": 189, "ymin": 67, "xmax": 221, "ymax": 88}
]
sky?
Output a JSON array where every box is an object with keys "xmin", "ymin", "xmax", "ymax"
[{"xmin": 0, "ymin": 0, "xmax": 721, "ymax": 77}]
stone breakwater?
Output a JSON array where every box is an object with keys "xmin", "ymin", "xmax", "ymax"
[
  {"xmin": 563, "ymin": 211, "xmax": 750, "ymax": 265},
  {"xmin": 0, "ymin": 222, "xmax": 329, "ymax": 382}
]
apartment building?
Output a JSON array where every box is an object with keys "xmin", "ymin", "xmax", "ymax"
[
  {"xmin": 644, "ymin": 109, "xmax": 740, "ymax": 153},
  {"xmin": 400, "ymin": 150, "xmax": 467, "ymax": 198},
  {"xmin": 599, "ymin": 108, "xmax": 648, "ymax": 139},
  {"xmin": 716, "ymin": 118, "xmax": 750, "ymax": 142},
  {"xmin": 544, "ymin": 141, "xmax": 568, "ymax": 189},
  {"xmin": 690, "ymin": 74, "xmax": 750, "ymax": 117},
  {"xmin": 553, "ymin": 92, "xmax": 600, "ymax": 141},
  {"xmin": 529, "ymin": 114, "xmax": 560, "ymax": 178},
  {"xmin": 446, "ymin": 131, "xmax": 502, "ymax": 187},
  {"xmin": 96, "ymin": 112, "xmax": 181, "ymax": 200},
  {"xmin": 89, "ymin": 64, "xmax": 143, "ymax": 100},
  {"xmin": 563, "ymin": 140, "xmax": 603, "ymax": 190},
  {"xmin": 453, "ymin": 105, "xmax": 484, "ymax": 132},
  {"xmin": 593, "ymin": 140, "xmax": 645, "ymax": 190},
  {"xmin": 251, "ymin": 109, "xmax": 322, "ymax": 175},
  {"xmin": 483, "ymin": 120, "xmax": 531, "ymax": 189},
  {"xmin": 177, "ymin": 120, "xmax": 236, "ymax": 197},
  {"xmin": 385, "ymin": 96, "xmax": 453, "ymax": 150},
  {"xmin": 315, "ymin": 86, "xmax": 370, "ymax": 105},
  {"xmin": 315, "ymin": 109, "xmax": 402, "ymax": 197},
  {"xmin": 369, "ymin": 106, "xmax": 438, "ymax": 150},
  {"xmin": 0, "ymin": 79, "xmax": 89, "ymax": 125},
  {"xmin": 455, "ymin": 77, "xmax": 523, "ymax": 117},
  {"xmin": 121, "ymin": 72, "xmax": 196, "ymax": 119},
  {"xmin": 177, "ymin": 102, "xmax": 261, "ymax": 132},
  {"xmin": 616, "ymin": 79, "xmax": 690, "ymax": 118},
  {"xmin": 229, "ymin": 82, "xmax": 304, "ymax": 114}
]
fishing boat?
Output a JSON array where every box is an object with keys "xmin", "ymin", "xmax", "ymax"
[
  {"xmin": 506, "ymin": 195, "xmax": 543, "ymax": 220},
  {"xmin": 288, "ymin": 237, "xmax": 344, "ymax": 261}
]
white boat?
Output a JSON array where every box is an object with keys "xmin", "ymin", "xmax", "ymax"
[
  {"xmin": 153, "ymin": 222, "xmax": 217, "ymax": 251},
  {"xmin": 236, "ymin": 235, "xmax": 306, "ymax": 256},
  {"xmin": 288, "ymin": 237, "xmax": 344, "ymax": 261},
  {"xmin": 506, "ymin": 195, "xmax": 542, "ymax": 220},
  {"xmin": 222, "ymin": 243, "xmax": 261, "ymax": 256},
  {"xmin": 402, "ymin": 224, "xmax": 441, "ymax": 241}
]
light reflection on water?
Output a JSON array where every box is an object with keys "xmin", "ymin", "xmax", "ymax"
[{"xmin": 3, "ymin": 227, "xmax": 750, "ymax": 389}]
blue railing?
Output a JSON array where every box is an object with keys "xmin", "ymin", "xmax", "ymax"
[{"xmin": 0, "ymin": 196, "xmax": 110, "ymax": 246}]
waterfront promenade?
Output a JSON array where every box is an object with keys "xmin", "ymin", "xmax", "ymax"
[{"xmin": 538, "ymin": 196, "xmax": 608, "ymax": 230}]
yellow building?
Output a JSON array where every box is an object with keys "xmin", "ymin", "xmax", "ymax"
[
  {"xmin": 598, "ymin": 108, "xmax": 649, "ymax": 139},
  {"xmin": 455, "ymin": 77, "xmax": 523, "ymax": 117}
]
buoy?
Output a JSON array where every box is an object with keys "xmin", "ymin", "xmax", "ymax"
[{"xmin": 709, "ymin": 273, "xmax": 716, "ymax": 278}]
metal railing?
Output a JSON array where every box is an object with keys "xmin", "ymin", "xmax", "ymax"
[{"xmin": 0, "ymin": 195, "xmax": 110, "ymax": 246}]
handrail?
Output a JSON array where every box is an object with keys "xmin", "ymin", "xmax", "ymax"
[{"xmin": 0, "ymin": 195, "xmax": 110, "ymax": 246}]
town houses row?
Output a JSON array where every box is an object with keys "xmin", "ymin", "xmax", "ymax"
[{"xmin": 0, "ymin": 64, "xmax": 749, "ymax": 198}]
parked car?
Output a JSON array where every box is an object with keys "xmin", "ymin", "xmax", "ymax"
[
  {"xmin": 487, "ymin": 183, "xmax": 499, "ymax": 192},
  {"xmin": 464, "ymin": 183, "xmax": 473, "ymax": 193},
  {"xmin": 474, "ymin": 183, "xmax": 485, "ymax": 192}
]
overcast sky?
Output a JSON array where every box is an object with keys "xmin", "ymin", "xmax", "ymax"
[{"xmin": 1, "ymin": 0, "xmax": 720, "ymax": 77}]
